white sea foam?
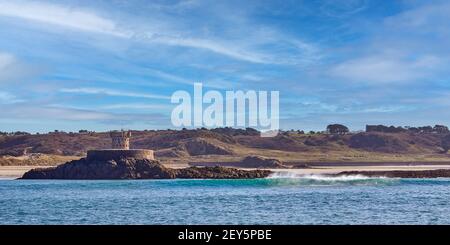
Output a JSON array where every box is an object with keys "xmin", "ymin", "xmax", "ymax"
[{"xmin": 268, "ymin": 171, "xmax": 388, "ymax": 182}]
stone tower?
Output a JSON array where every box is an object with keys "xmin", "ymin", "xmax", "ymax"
[{"xmin": 109, "ymin": 130, "xmax": 131, "ymax": 150}]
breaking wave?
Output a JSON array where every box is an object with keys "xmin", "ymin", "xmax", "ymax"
[{"xmin": 263, "ymin": 171, "xmax": 397, "ymax": 186}]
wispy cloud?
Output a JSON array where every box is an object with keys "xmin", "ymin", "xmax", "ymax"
[
  {"xmin": 1, "ymin": 102, "xmax": 169, "ymax": 123},
  {"xmin": 0, "ymin": 0, "xmax": 128, "ymax": 37},
  {"xmin": 327, "ymin": 1, "xmax": 450, "ymax": 84},
  {"xmin": 384, "ymin": 1, "xmax": 450, "ymax": 33},
  {"xmin": 0, "ymin": 104, "xmax": 111, "ymax": 121},
  {"xmin": 0, "ymin": 51, "xmax": 42, "ymax": 84},
  {"xmin": 100, "ymin": 103, "xmax": 171, "ymax": 110},
  {"xmin": 0, "ymin": 0, "xmax": 320, "ymax": 65},
  {"xmin": 0, "ymin": 52, "xmax": 15, "ymax": 69},
  {"xmin": 147, "ymin": 68, "xmax": 193, "ymax": 85},
  {"xmin": 2, "ymin": 0, "xmax": 450, "ymax": 132},
  {"xmin": 0, "ymin": 91, "xmax": 24, "ymax": 104},
  {"xmin": 319, "ymin": 0, "xmax": 369, "ymax": 18},
  {"xmin": 150, "ymin": 36, "xmax": 268, "ymax": 64},
  {"xmin": 60, "ymin": 87, "xmax": 169, "ymax": 100},
  {"xmin": 330, "ymin": 54, "xmax": 441, "ymax": 83}
]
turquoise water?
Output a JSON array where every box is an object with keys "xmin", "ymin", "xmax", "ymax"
[{"xmin": 1, "ymin": 174, "xmax": 450, "ymax": 224}]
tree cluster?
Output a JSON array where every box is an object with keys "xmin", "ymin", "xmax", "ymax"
[{"xmin": 366, "ymin": 125, "xmax": 449, "ymax": 134}]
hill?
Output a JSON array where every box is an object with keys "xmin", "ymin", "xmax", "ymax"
[{"xmin": 1, "ymin": 129, "xmax": 450, "ymax": 166}]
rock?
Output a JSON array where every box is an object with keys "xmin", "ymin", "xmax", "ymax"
[
  {"xmin": 21, "ymin": 157, "xmax": 271, "ymax": 179},
  {"xmin": 175, "ymin": 166, "xmax": 271, "ymax": 179},
  {"xmin": 241, "ymin": 156, "xmax": 286, "ymax": 168},
  {"xmin": 331, "ymin": 169, "xmax": 450, "ymax": 178},
  {"xmin": 21, "ymin": 157, "xmax": 175, "ymax": 179}
]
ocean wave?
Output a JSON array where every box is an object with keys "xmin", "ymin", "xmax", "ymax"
[
  {"xmin": 269, "ymin": 171, "xmax": 374, "ymax": 180},
  {"xmin": 265, "ymin": 172, "xmax": 396, "ymax": 186}
]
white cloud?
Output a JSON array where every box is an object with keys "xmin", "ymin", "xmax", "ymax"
[
  {"xmin": 60, "ymin": 87, "xmax": 169, "ymax": 100},
  {"xmin": 240, "ymin": 74, "xmax": 264, "ymax": 82},
  {"xmin": 0, "ymin": 104, "xmax": 114, "ymax": 121},
  {"xmin": 100, "ymin": 103, "xmax": 171, "ymax": 110},
  {"xmin": 0, "ymin": 91, "xmax": 14, "ymax": 100},
  {"xmin": 384, "ymin": 2, "xmax": 450, "ymax": 33},
  {"xmin": 0, "ymin": 1, "xmax": 321, "ymax": 65},
  {"xmin": 0, "ymin": 91, "xmax": 22, "ymax": 104},
  {"xmin": 151, "ymin": 36, "xmax": 268, "ymax": 64},
  {"xmin": 147, "ymin": 68, "xmax": 193, "ymax": 85},
  {"xmin": 0, "ymin": 0, "xmax": 266, "ymax": 63},
  {"xmin": 39, "ymin": 106, "xmax": 112, "ymax": 120},
  {"xmin": 327, "ymin": 1, "xmax": 450, "ymax": 84},
  {"xmin": 0, "ymin": 53, "xmax": 15, "ymax": 70},
  {"xmin": 0, "ymin": 52, "xmax": 42, "ymax": 84},
  {"xmin": 320, "ymin": 0, "xmax": 368, "ymax": 18},
  {"xmin": 0, "ymin": 0, "xmax": 128, "ymax": 37},
  {"xmin": 330, "ymin": 54, "xmax": 442, "ymax": 83}
]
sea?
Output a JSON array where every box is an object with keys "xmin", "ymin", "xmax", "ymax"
[{"xmin": 1, "ymin": 172, "xmax": 450, "ymax": 224}]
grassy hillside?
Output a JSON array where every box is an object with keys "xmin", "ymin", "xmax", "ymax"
[{"xmin": 1, "ymin": 129, "xmax": 450, "ymax": 166}]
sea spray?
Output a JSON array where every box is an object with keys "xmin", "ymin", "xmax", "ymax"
[{"xmin": 266, "ymin": 171, "xmax": 397, "ymax": 186}]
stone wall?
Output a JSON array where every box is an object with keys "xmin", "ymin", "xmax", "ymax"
[{"xmin": 87, "ymin": 149, "xmax": 154, "ymax": 161}]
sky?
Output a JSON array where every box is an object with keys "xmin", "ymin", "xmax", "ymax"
[{"xmin": 1, "ymin": 0, "xmax": 450, "ymax": 133}]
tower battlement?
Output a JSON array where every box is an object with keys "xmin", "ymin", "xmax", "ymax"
[{"xmin": 110, "ymin": 130, "xmax": 131, "ymax": 150}]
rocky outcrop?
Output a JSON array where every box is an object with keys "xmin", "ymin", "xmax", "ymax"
[
  {"xmin": 241, "ymin": 156, "xmax": 286, "ymax": 168},
  {"xmin": 21, "ymin": 157, "xmax": 174, "ymax": 179},
  {"xmin": 87, "ymin": 149, "xmax": 154, "ymax": 161},
  {"xmin": 20, "ymin": 157, "xmax": 271, "ymax": 179},
  {"xmin": 332, "ymin": 169, "xmax": 450, "ymax": 178},
  {"xmin": 175, "ymin": 166, "xmax": 270, "ymax": 179}
]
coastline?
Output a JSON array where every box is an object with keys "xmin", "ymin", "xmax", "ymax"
[
  {"xmin": 0, "ymin": 166, "xmax": 54, "ymax": 179},
  {"xmin": 4, "ymin": 163, "xmax": 450, "ymax": 179},
  {"xmin": 270, "ymin": 165, "xmax": 450, "ymax": 175}
]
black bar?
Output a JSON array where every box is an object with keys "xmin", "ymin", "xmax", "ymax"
[{"xmin": 0, "ymin": 225, "xmax": 448, "ymax": 243}]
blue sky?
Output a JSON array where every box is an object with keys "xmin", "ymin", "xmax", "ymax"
[{"xmin": 1, "ymin": 0, "xmax": 450, "ymax": 133}]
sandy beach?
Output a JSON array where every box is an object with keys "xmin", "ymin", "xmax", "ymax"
[
  {"xmin": 0, "ymin": 166, "xmax": 55, "ymax": 179},
  {"xmin": 4, "ymin": 164, "xmax": 450, "ymax": 179}
]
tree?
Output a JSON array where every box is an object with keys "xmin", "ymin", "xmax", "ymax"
[
  {"xmin": 418, "ymin": 126, "xmax": 433, "ymax": 133},
  {"xmin": 326, "ymin": 124, "xmax": 349, "ymax": 135},
  {"xmin": 366, "ymin": 125, "xmax": 405, "ymax": 133},
  {"xmin": 434, "ymin": 125, "xmax": 449, "ymax": 134},
  {"xmin": 407, "ymin": 127, "xmax": 420, "ymax": 133}
]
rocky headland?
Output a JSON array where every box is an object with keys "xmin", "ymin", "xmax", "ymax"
[{"xmin": 20, "ymin": 156, "xmax": 271, "ymax": 179}]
